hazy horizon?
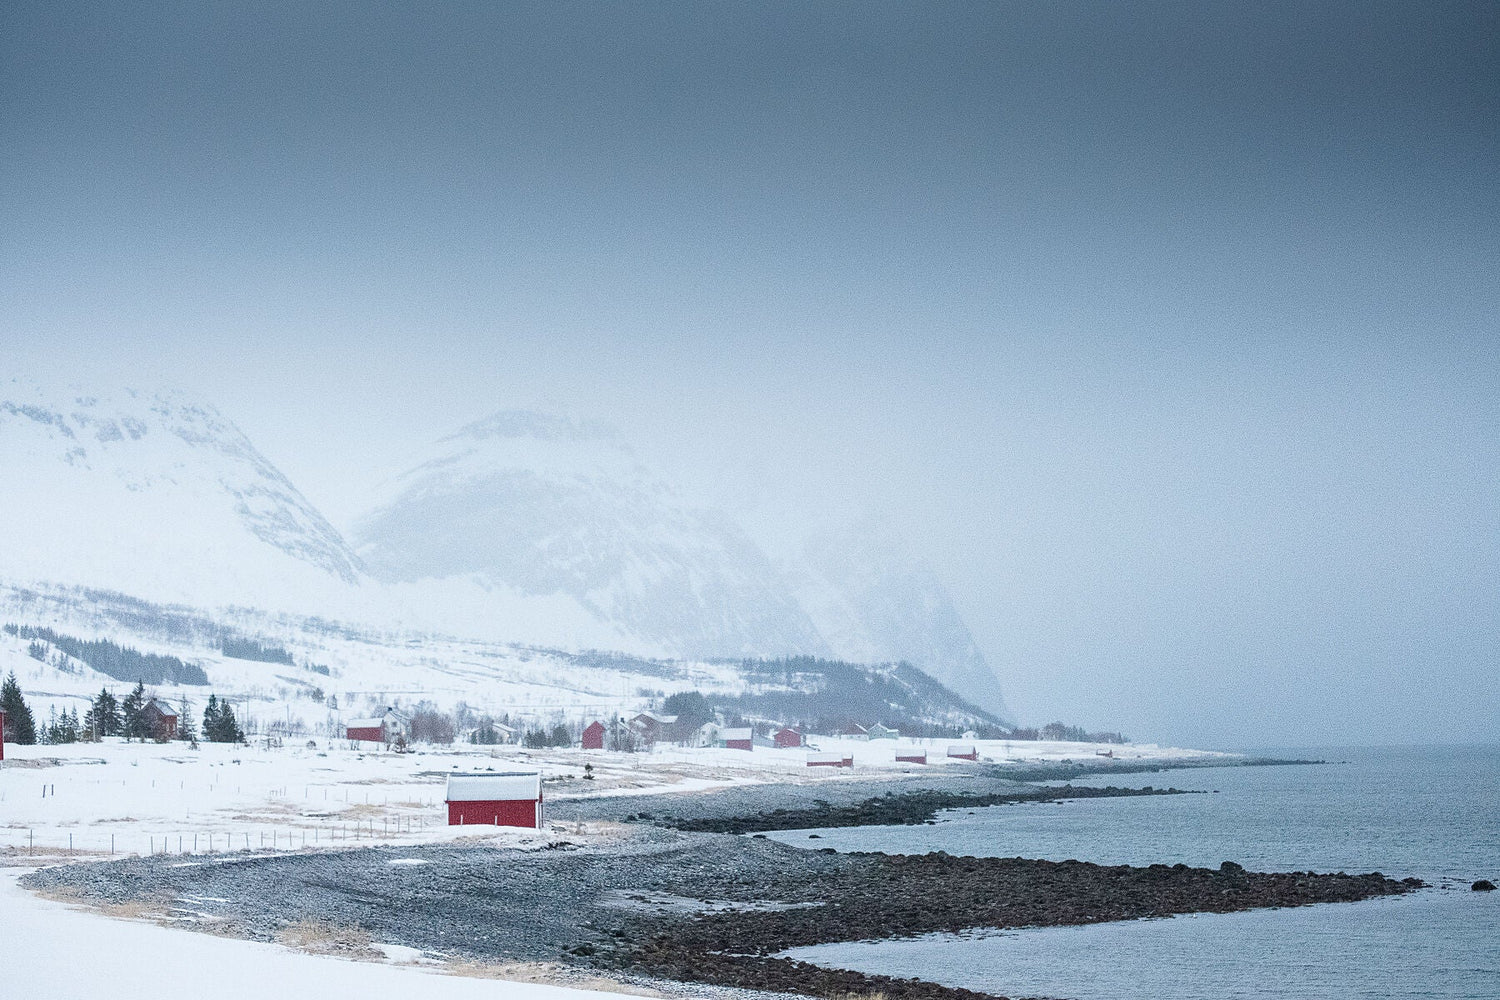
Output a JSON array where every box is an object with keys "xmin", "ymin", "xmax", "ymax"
[{"xmin": 3, "ymin": 2, "xmax": 1496, "ymax": 748}]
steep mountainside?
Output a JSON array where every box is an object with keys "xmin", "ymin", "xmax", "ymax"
[
  {"xmin": 0, "ymin": 382, "xmax": 364, "ymax": 611},
  {"xmin": 354, "ymin": 412, "xmax": 830, "ymax": 660},
  {"xmin": 791, "ymin": 525, "xmax": 1010, "ymax": 718}
]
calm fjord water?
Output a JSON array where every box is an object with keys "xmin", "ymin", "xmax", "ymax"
[{"xmin": 776, "ymin": 746, "xmax": 1499, "ymax": 1000}]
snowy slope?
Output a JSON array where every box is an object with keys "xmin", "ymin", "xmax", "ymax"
[
  {"xmin": 0, "ymin": 381, "xmax": 364, "ymax": 612},
  {"xmin": 788, "ymin": 524, "xmax": 1010, "ymax": 719},
  {"xmin": 354, "ymin": 412, "xmax": 830, "ymax": 660}
]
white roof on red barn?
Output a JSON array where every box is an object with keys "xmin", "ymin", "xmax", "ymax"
[
  {"xmin": 722, "ymin": 727, "xmax": 753, "ymax": 741},
  {"xmin": 346, "ymin": 718, "xmax": 387, "ymax": 729},
  {"xmin": 445, "ymin": 771, "xmax": 542, "ymax": 802}
]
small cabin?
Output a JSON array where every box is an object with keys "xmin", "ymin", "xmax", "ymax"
[
  {"xmin": 722, "ymin": 727, "xmax": 753, "ymax": 751},
  {"xmin": 807, "ymin": 751, "xmax": 853, "ymax": 768},
  {"xmin": 773, "ymin": 726, "xmax": 803, "ymax": 748},
  {"xmin": 445, "ymin": 771, "xmax": 544, "ymax": 829},
  {"xmin": 895, "ymin": 750, "xmax": 927, "ymax": 764},
  {"xmin": 947, "ymin": 743, "xmax": 978, "ymax": 761},
  {"xmin": 581, "ymin": 720, "xmax": 606, "ymax": 750},
  {"xmin": 141, "ymin": 699, "xmax": 179, "ymax": 740}
]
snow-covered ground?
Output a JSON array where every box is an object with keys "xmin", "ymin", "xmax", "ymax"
[
  {"xmin": 0, "ymin": 867, "xmax": 661, "ymax": 1000},
  {"xmin": 0, "ymin": 736, "xmax": 1224, "ymax": 859}
]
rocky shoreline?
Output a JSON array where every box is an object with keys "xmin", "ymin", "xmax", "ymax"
[
  {"xmin": 21, "ymin": 763, "xmax": 1420, "ymax": 1000},
  {"xmin": 642, "ymin": 784, "xmax": 1196, "ymax": 834}
]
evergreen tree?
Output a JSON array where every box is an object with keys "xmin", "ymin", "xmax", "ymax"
[
  {"xmin": 176, "ymin": 698, "xmax": 197, "ymax": 743},
  {"xmin": 120, "ymin": 682, "xmax": 148, "ymax": 741},
  {"xmin": 549, "ymin": 723, "xmax": 571, "ymax": 747},
  {"xmin": 203, "ymin": 694, "xmax": 221, "ymax": 741},
  {"xmin": 203, "ymin": 694, "xmax": 243, "ymax": 743},
  {"xmin": 86, "ymin": 687, "xmax": 121, "ymax": 738},
  {"xmin": 0, "ymin": 671, "xmax": 38, "ymax": 745}
]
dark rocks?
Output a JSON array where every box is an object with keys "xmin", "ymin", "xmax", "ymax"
[{"xmin": 1473, "ymin": 879, "xmax": 1496, "ymax": 891}]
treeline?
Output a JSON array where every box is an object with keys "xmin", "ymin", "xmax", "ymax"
[
  {"xmin": 1006, "ymin": 722, "xmax": 1128, "ymax": 744},
  {"xmin": 219, "ymin": 636, "xmax": 295, "ymax": 665},
  {"xmin": 4, "ymin": 624, "xmax": 208, "ymax": 685}
]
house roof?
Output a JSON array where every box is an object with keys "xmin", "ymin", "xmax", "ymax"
[
  {"xmin": 346, "ymin": 718, "xmax": 387, "ymax": 730},
  {"xmin": 142, "ymin": 699, "xmax": 177, "ymax": 719},
  {"xmin": 722, "ymin": 727, "xmax": 753, "ymax": 741},
  {"xmin": 445, "ymin": 771, "xmax": 542, "ymax": 802}
]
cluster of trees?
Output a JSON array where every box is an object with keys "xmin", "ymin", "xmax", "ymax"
[
  {"xmin": 1005, "ymin": 722, "xmax": 1127, "ymax": 744},
  {"xmin": 522, "ymin": 724, "xmax": 573, "ymax": 748},
  {"xmin": 218, "ymin": 636, "xmax": 295, "ymax": 665},
  {"xmin": 201, "ymin": 695, "xmax": 244, "ymax": 743},
  {"xmin": 3, "ymin": 623, "xmax": 208, "ymax": 685}
]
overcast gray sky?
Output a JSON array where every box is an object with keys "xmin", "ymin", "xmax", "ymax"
[{"xmin": 3, "ymin": 2, "xmax": 1496, "ymax": 747}]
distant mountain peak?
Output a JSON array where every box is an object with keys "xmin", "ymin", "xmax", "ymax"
[{"xmin": 448, "ymin": 409, "xmax": 619, "ymax": 446}]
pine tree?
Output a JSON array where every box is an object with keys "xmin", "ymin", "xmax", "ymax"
[
  {"xmin": 215, "ymin": 699, "xmax": 244, "ymax": 743},
  {"xmin": 87, "ymin": 687, "xmax": 121, "ymax": 739},
  {"xmin": 203, "ymin": 694, "xmax": 221, "ymax": 741},
  {"xmin": 120, "ymin": 682, "xmax": 148, "ymax": 741},
  {"xmin": 176, "ymin": 698, "xmax": 197, "ymax": 743},
  {"xmin": 0, "ymin": 671, "xmax": 38, "ymax": 745}
]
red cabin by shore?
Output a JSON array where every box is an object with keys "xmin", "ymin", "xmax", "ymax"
[
  {"xmin": 895, "ymin": 750, "xmax": 927, "ymax": 764},
  {"xmin": 723, "ymin": 727, "xmax": 753, "ymax": 751},
  {"xmin": 947, "ymin": 744, "xmax": 978, "ymax": 761},
  {"xmin": 445, "ymin": 771, "xmax": 543, "ymax": 829},
  {"xmin": 582, "ymin": 720, "xmax": 606, "ymax": 750},
  {"xmin": 773, "ymin": 727, "xmax": 802, "ymax": 748}
]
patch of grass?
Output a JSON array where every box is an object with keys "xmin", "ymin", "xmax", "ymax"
[{"xmin": 276, "ymin": 919, "xmax": 382, "ymax": 959}]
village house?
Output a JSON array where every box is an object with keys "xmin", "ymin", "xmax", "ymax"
[
  {"xmin": 141, "ymin": 698, "xmax": 179, "ymax": 740},
  {"xmin": 773, "ymin": 726, "xmax": 803, "ymax": 748},
  {"xmin": 630, "ymin": 711, "xmax": 679, "ymax": 745},
  {"xmin": 867, "ymin": 723, "xmax": 900, "ymax": 740},
  {"xmin": 346, "ymin": 706, "xmax": 409, "ymax": 745},
  {"xmin": 581, "ymin": 720, "xmax": 606, "ymax": 750},
  {"xmin": 721, "ymin": 726, "xmax": 753, "ymax": 751}
]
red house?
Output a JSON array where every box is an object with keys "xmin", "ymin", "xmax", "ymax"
[
  {"xmin": 581, "ymin": 720, "xmax": 606, "ymax": 750},
  {"xmin": 773, "ymin": 727, "xmax": 802, "ymax": 748},
  {"xmin": 445, "ymin": 771, "xmax": 544, "ymax": 829},
  {"xmin": 947, "ymin": 743, "xmax": 978, "ymax": 761},
  {"xmin": 142, "ymin": 699, "xmax": 178, "ymax": 740},
  {"xmin": 346, "ymin": 707, "xmax": 408, "ymax": 744},
  {"xmin": 723, "ymin": 727, "xmax": 753, "ymax": 751},
  {"xmin": 807, "ymin": 751, "xmax": 853, "ymax": 768},
  {"xmin": 895, "ymin": 750, "xmax": 927, "ymax": 764}
]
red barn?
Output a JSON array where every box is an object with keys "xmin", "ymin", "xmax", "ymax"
[
  {"xmin": 445, "ymin": 771, "xmax": 544, "ymax": 829},
  {"xmin": 807, "ymin": 751, "xmax": 853, "ymax": 768},
  {"xmin": 895, "ymin": 750, "xmax": 927, "ymax": 764},
  {"xmin": 581, "ymin": 720, "xmax": 606, "ymax": 750},
  {"xmin": 773, "ymin": 727, "xmax": 802, "ymax": 748},
  {"xmin": 723, "ymin": 727, "xmax": 753, "ymax": 751},
  {"xmin": 346, "ymin": 707, "xmax": 408, "ymax": 744},
  {"xmin": 947, "ymin": 743, "xmax": 978, "ymax": 761}
]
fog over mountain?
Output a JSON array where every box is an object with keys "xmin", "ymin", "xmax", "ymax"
[{"xmin": 0, "ymin": 382, "xmax": 1010, "ymax": 716}]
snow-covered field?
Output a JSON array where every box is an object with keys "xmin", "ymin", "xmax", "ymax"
[{"xmin": 0, "ymin": 735, "xmax": 1223, "ymax": 860}]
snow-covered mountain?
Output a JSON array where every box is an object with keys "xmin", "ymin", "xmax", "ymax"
[
  {"xmin": 353, "ymin": 412, "xmax": 830, "ymax": 660},
  {"xmin": 0, "ymin": 383, "xmax": 1010, "ymax": 717},
  {"xmin": 0, "ymin": 382, "xmax": 364, "ymax": 611},
  {"xmin": 791, "ymin": 524, "xmax": 1009, "ymax": 718}
]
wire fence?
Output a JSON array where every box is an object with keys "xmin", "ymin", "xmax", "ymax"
[{"xmin": 1, "ymin": 813, "xmax": 441, "ymax": 859}]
